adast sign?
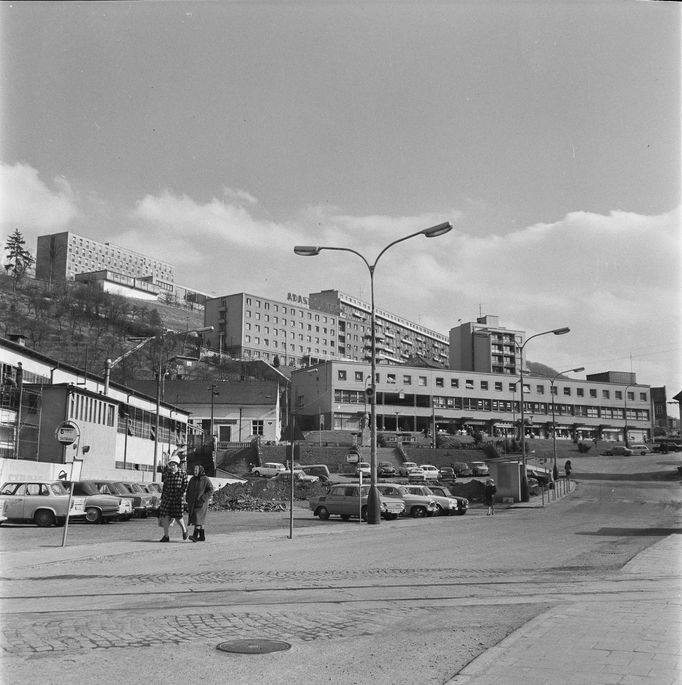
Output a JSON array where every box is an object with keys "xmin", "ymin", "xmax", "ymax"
[{"xmin": 55, "ymin": 421, "xmax": 79, "ymax": 446}]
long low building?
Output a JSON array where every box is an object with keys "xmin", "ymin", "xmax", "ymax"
[
  {"xmin": 0, "ymin": 336, "xmax": 189, "ymax": 482},
  {"xmin": 290, "ymin": 360, "xmax": 652, "ymax": 444}
]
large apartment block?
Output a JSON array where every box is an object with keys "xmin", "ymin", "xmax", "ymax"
[
  {"xmin": 449, "ymin": 315, "xmax": 523, "ymax": 374},
  {"xmin": 36, "ymin": 231, "xmax": 175, "ymax": 288},
  {"xmin": 309, "ymin": 289, "xmax": 449, "ymax": 366},
  {"xmin": 203, "ymin": 293, "xmax": 340, "ymax": 367}
]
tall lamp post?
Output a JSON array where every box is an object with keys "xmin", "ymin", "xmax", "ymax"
[
  {"xmin": 517, "ymin": 327, "xmax": 570, "ymax": 502},
  {"xmin": 209, "ymin": 384, "xmax": 219, "ymax": 474},
  {"xmin": 549, "ymin": 366, "xmax": 584, "ymax": 478},
  {"xmin": 295, "ymin": 221, "xmax": 452, "ymax": 523},
  {"xmin": 623, "ymin": 383, "xmax": 635, "ymax": 447}
]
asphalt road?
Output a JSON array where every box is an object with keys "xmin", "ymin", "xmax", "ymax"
[{"xmin": 1, "ymin": 452, "xmax": 680, "ymax": 684}]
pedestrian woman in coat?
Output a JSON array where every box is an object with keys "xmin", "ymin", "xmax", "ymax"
[
  {"xmin": 187, "ymin": 464, "xmax": 214, "ymax": 542},
  {"xmin": 483, "ymin": 478, "xmax": 497, "ymax": 516},
  {"xmin": 158, "ymin": 456, "xmax": 189, "ymax": 542}
]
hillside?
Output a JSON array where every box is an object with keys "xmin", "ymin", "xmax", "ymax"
[{"xmin": 0, "ymin": 273, "xmax": 204, "ymax": 384}]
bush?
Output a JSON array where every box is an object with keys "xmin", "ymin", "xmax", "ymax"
[{"xmin": 577, "ymin": 442, "xmax": 592, "ymax": 453}]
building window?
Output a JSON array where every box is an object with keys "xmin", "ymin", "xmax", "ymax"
[
  {"xmin": 537, "ymin": 385, "xmax": 544, "ymax": 394},
  {"xmin": 639, "ymin": 392, "xmax": 647, "ymax": 402},
  {"xmin": 418, "ymin": 376, "xmax": 427, "ymax": 386},
  {"xmin": 495, "ymin": 382, "xmax": 503, "ymax": 391},
  {"xmin": 387, "ymin": 373, "xmax": 396, "ymax": 384},
  {"xmin": 451, "ymin": 379, "xmax": 459, "ymax": 388},
  {"xmin": 590, "ymin": 389, "xmax": 597, "ymax": 398},
  {"xmin": 355, "ymin": 371, "xmax": 364, "ymax": 382},
  {"xmin": 403, "ymin": 375, "xmax": 412, "ymax": 385},
  {"xmin": 338, "ymin": 370, "xmax": 347, "ymax": 381},
  {"xmin": 252, "ymin": 420, "xmax": 264, "ymax": 436},
  {"xmin": 563, "ymin": 387, "xmax": 571, "ymax": 396},
  {"xmin": 436, "ymin": 377, "xmax": 444, "ymax": 387},
  {"xmin": 602, "ymin": 390, "xmax": 610, "ymax": 399},
  {"xmin": 481, "ymin": 381, "xmax": 488, "ymax": 390},
  {"xmin": 466, "ymin": 379, "xmax": 474, "ymax": 389}
]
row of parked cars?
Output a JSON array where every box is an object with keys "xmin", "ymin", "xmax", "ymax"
[
  {"xmin": 0, "ymin": 478, "xmax": 162, "ymax": 527},
  {"xmin": 309, "ymin": 482, "xmax": 468, "ymax": 522},
  {"xmin": 377, "ymin": 461, "xmax": 489, "ymax": 481}
]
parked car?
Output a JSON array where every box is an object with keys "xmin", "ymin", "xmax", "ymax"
[
  {"xmin": 375, "ymin": 483, "xmax": 438, "ymax": 518},
  {"xmin": 137, "ymin": 482, "xmax": 161, "ymax": 513},
  {"xmin": 427, "ymin": 485, "xmax": 468, "ymax": 515},
  {"xmin": 407, "ymin": 467, "xmax": 427, "ymax": 483},
  {"xmin": 525, "ymin": 467, "xmax": 552, "ymax": 486},
  {"xmin": 63, "ymin": 480, "xmax": 122, "ymax": 523},
  {"xmin": 404, "ymin": 484, "xmax": 468, "ymax": 516},
  {"xmin": 355, "ymin": 462, "xmax": 371, "ymax": 477},
  {"xmin": 309, "ymin": 484, "xmax": 405, "ymax": 521},
  {"xmin": 451, "ymin": 462, "xmax": 472, "ymax": 477},
  {"xmin": 419, "ymin": 465, "xmax": 441, "ymax": 481},
  {"xmin": 0, "ymin": 480, "xmax": 86, "ymax": 527},
  {"xmin": 252, "ymin": 462, "xmax": 287, "ymax": 478},
  {"xmin": 438, "ymin": 467, "xmax": 457, "ymax": 481},
  {"xmin": 628, "ymin": 444, "xmax": 650, "ymax": 455},
  {"xmin": 118, "ymin": 482, "xmax": 155, "ymax": 517},
  {"xmin": 299, "ymin": 464, "xmax": 331, "ymax": 482},
  {"xmin": 377, "ymin": 462, "xmax": 396, "ymax": 477},
  {"xmin": 652, "ymin": 441, "xmax": 681, "ymax": 453},
  {"xmin": 601, "ymin": 446, "xmax": 633, "ymax": 456},
  {"xmin": 92, "ymin": 480, "xmax": 146, "ymax": 518},
  {"xmin": 527, "ymin": 477, "xmax": 541, "ymax": 496},
  {"xmin": 271, "ymin": 470, "xmax": 319, "ymax": 484},
  {"xmin": 469, "ymin": 461, "xmax": 489, "ymax": 477},
  {"xmin": 397, "ymin": 461, "xmax": 419, "ymax": 477}
]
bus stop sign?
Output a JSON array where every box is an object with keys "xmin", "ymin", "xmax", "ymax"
[{"xmin": 55, "ymin": 421, "xmax": 79, "ymax": 445}]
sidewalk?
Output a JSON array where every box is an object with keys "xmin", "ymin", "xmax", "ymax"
[{"xmin": 448, "ymin": 534, "xmax": 682, "ymax": 685}]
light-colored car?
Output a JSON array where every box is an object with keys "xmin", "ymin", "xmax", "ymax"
[
  {"xmin": 397, "ymin": 461, "xmax": 419, "ymax": 477},
  {"xmin": 419, "ymin": 464, "xmax": 441, "ymax": 481},
  {"xmin": 252, "ymin": 462, "xmax": 287, "ymax": 477},
  {"xmin": 92, "ymin": 480, "xmax": 147, "ymax": 518},
  {"xmin": 407, "ymin": 467, "xmax": 427, "ymax": 482},
  {"xmin": 309, "ymin": 484, "xmax": 405, "ymax": 521},
  {"xmin": 137, "ymin": 482, "xmax": 161, "ymax": 514},
  {"xmin": 375, "ymin": 483, "xmax": 438, "ymax": 518},
  {"xmin": 355, "ymin": 461, "xmax": 371, "ymax": 477},
  {"xmin": 415, "ymin": 484, "xmax": 468, "ymax": 516},
  {"xmin": 118, "ymin": 482, "xmax": 155, "ymax": 517},
  {"xmin": 628, "ymin": 444, "xmax": 650, "ymax": 455},
  {"xmin": 469, "ymin": 461, "xmax": 489, "ymax": 477},
  {"xmin": 0, "ymin": 481, "xmax": 86, "ymax": 527},
  {"xmin": 377, "ymin": 461, "xmax": 397, "ymax": 477}
]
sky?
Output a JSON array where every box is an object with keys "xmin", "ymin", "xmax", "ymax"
[{"xmin": 1, "ymin": 2, "xmax": 680, "ymax": 398}]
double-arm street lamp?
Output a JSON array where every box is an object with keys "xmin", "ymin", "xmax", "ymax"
[
  {"xmin": 517, "ymin": 327, "xmax": 570, "ymax": 502},
  {"xmin": 295, "ymin": 221, "xmax": 452, "ymax": 524},
  {"xmin": 549, "ymin": 366, "xmax": 584, "ymax": 478}
]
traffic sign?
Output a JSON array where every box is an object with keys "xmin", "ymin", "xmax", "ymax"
[{"xmin": 55, "ymin": 421, "xmax": 79, "ymax": 445}]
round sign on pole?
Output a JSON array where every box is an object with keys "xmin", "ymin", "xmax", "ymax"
[{"xmin": 55, "ymin": 421, "xmax": 79, "ymax": 445}]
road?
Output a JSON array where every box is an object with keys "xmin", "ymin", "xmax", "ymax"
[{"xmin": 1, "ymin": 453, "xmax": 680, "ymax": 684}]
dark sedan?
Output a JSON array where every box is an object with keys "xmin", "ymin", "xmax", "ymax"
[{"xmin": 63, "ymin": 480, "xmax": 121, "ymax": 523}]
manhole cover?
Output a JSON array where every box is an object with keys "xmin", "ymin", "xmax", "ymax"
[{"xmin": 216, "ymin": 639, "xmax": 292, "ymax": 654}]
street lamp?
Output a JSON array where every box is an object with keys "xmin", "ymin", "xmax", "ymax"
[
  {"xmin": 549, "ymin": 366, "xmax": 584, "ymax": 479},
  {"xmin": 517, "ymin": 327, "xmax": 570, "ymax": 502},
  {"xmin": 295, "ymin": 221, "xmax": 452, "ymax": 523},
  {"xmin": 623, "ymin": 383, "xmax": 635, "ymax": 447}
]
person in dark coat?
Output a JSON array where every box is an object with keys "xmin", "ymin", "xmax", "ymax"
[
  {"xmin": 186, "ymin": 464, "xmax": 214, "ymax": 542},
  {"xmin": 483, "ymin": 478, "xmax": 497, "ymax": 516},
  {"xmin": 158, "ymin": 456, "xmax": 189, "ymax": 542}
]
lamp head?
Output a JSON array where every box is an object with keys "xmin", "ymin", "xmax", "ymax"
[
  {"xmin": 294, "ymin": 246, "xmax": 321, "ymax": 256},
  {"xmin": 572, "ymin": 366, "xmax": 585, "ymax": 373},
  {"xmin": 552, "ymin": 327, "xmax": 570, "ymax": 335},
  {"xmin": 421, "ymin": 221, "xmax": 453, "ymax": 238}
]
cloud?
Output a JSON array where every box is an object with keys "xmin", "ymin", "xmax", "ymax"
[{"xmin": 0, "ymin": 162, "xmax": 79, "ymax": 242}]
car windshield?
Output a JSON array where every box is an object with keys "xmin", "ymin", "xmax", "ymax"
[{"xmin": 108, "ymin": 482, "xmax": 130, "ymax": 495}]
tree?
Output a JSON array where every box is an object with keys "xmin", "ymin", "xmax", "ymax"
[{"xmin": 4, "ymin": 229, "xmax": 34, "ymax": 290}]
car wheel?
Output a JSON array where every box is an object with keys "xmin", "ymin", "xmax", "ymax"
[
  {"xmin": 340, "ymin": 514, "xmax": 350, "ymax": 521},
  {"xmin": 435, "ymin": 504, "xmax": 446, "ymax": 516},
  {"xmin": 254, "ymin": 470, "xmax": 261, "ymax": 477},
  {"xmin": 85, "ymin": 507, "xmax": 102, "ymax": 524},
  {"xmin": 34, "ymin": 509, "xmax": 56, "ymax": 527},
  {"xmin": 316, "ymin": 506, "xmax": 330, "ymax": 520},
  {"xmin": 411, "ymin": 506, "xmax": 427, "ymax": 518}
]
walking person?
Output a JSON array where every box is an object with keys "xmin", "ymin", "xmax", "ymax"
[
  {"xmin": 158, "ymin": 455, "xmax": 189, "ymax": 542},
  {"xmin": 483, "ymin": 477, "xmax": 497, "ymax": 516},
  {"xmin": 564, "ymin": 459, "xmax": 572, "ymax": 479},
  {"xmin": 186, "ymin": 464, "xmax": 214, "ymax": 542}
]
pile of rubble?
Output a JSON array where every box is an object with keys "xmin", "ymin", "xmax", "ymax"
[{"xmin": 209, "ymin": 479, "xmax": 323, "ymax": 512}]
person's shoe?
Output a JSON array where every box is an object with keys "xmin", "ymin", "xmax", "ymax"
[
  {"xmin": 189, "ymin": 528, "xmax": 199, "ymax": 542},
  {"xmin": 159, "ymin": 536, "xmax": 170, "ymax": 542},
  {"xmin": 198, "ymin": 529, "xmax": 205, "ymax": 542},
  {"xmin": 182, "ymin": 531, "xmax": 189, "ymax": 541}
]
